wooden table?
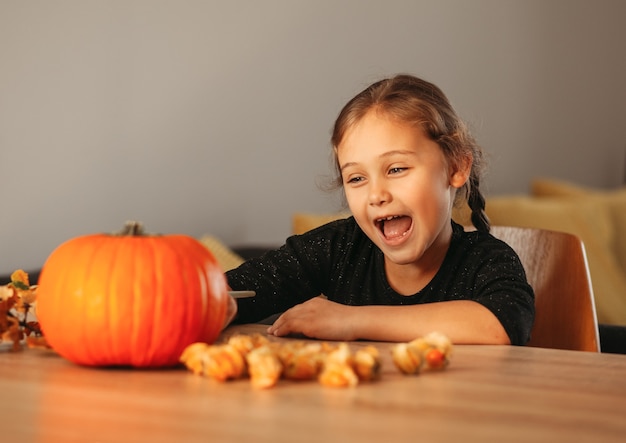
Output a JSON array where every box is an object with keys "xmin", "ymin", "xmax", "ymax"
[{"xmin": 2, "ymin": 324, "xmax": 625, "ymax": 443}]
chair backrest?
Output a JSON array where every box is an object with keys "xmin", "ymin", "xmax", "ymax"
[{"xmin": 490, "ymin": 226, "xmax": 600, "ymax": 352}]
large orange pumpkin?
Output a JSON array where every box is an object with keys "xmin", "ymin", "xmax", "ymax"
[{"xmin": 36, "ymin": 221, "xmax": 228, "ymax": 368}]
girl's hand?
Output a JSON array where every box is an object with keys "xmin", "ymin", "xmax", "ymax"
[{"xmin": 267, "ymin": 297, "xmax": 356, "ymax": 341}]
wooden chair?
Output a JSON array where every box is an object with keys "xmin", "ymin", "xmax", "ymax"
[{"xmin": 491, "ymin": 226, "xmax": 600, "ymax": 352}]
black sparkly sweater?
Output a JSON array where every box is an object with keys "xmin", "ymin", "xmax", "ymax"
[{"xmin": 226, "ymin": 217, "xmax": 535, "ymax": 345}]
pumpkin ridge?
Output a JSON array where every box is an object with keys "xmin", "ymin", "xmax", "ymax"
[
  {"xmin": 142, "ymin": 235, "xmax": 167, "ymax": 367},
  {"xmin": 124, "ymin": 237, "xmax": 152, "ymax": 367},
  {"xmin": 123, "ymin": 235, "xmax": 152, "ymax": 367},
  {"xmin": 85, "ymin": 236, "xmax": 121, "ymax": 366},
  {"xmin": 103, "ymin": 237, "xmax": 130, "ymax": 364},
  {"xmin": 173, "ymin": 237, "xmax": 194, "ymax": 364}
]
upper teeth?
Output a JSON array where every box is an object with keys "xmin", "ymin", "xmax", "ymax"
[{"xmin": 378, "ymin": 216, "xmax": 398, "ymax": 222}]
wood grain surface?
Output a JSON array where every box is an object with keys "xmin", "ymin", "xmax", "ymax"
[{"xmin": 2, "ymin": 324, "xmax": 625, "ymax": 443}]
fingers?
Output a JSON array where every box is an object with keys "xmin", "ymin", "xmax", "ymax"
[
  {"xmin": 266, "ymin": 311, "xmax": 291, "ymax": 336},
  {"xmin": 266, "ymin": 298, "xmax": 334, "ymax": 339},
  {"xmin": 266, "ymin": 303, "xmax": 311, "ymax": 337}
]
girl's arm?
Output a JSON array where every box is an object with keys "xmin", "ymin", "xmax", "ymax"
[{"xmin": 266, "ymin": 297, "xmax": 510, "ymax": 344}]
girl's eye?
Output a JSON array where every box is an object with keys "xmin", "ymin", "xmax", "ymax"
[
  {"xmin": 346, "ymin": 176, "xmax": 364, "ymax": 184},
  {"xmin": 389, "ymin": 167, "xmax": 407, "ymax": 175}
]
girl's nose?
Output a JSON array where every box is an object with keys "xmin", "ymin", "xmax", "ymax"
[{"xmin": 368, "ymin": 181, "xmax": 391, "ymax": 206}]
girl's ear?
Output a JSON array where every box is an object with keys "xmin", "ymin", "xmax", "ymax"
[{"xmin": 449, "ymin": 154, "xmax": 472, "ymax": 189}]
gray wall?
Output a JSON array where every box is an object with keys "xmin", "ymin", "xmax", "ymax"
[{"xmin": 1, "ymin": 0, "xmax": 625, "ymax": 275}]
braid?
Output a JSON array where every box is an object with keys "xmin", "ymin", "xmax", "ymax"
[{"xmin": 467, "ymin": 175, "xmax": 490, "ymax": 232}]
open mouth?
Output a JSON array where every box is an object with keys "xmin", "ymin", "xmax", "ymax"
[{"xmin": 375, "ymin": 215, "xmax": 412, "ymax": 240}]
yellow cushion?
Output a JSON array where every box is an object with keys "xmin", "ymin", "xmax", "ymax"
[
  {"xmin": 198, "ymin": 235, "xmax": 245, "ymax": 272},
  {"xmin": 292, "ymin": 212, "xmax": 351, "ymax": 235},
  {"xmin": 486, "ymin": 195, "xmax": 615, "ymax": 252},
  {"xmin": 531, "ymin": 178, "xmax": 626, "ymax": 271},
  {"xmin": 484, "ymin": 195, "xmax": 626, "ymax": 325}
]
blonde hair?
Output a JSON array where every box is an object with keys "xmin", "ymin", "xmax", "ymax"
[{"xmin": 330, "ymin": 74, "xmax": 489, "ymax": 232}]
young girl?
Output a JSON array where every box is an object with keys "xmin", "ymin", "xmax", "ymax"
[{"xmin": 225, "ymin": 74, "xmax": 535, "ymax": 345}]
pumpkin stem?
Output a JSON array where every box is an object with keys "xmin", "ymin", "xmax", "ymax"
[{"xmin": 117, "ymin": 221, "xmax": 145, "ymax": 236}]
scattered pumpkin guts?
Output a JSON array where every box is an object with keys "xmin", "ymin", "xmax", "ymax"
[{"xmin": 180, "ymin": 331, "xmax": 452, "ymax": 389}]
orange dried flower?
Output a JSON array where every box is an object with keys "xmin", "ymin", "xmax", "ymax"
[{"xmin": 1, "ymin": 270, "xmax": 44, "ymax": 352}]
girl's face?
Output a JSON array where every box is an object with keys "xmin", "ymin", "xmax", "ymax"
[{"xmin": 337, "ymin": 109, "xmax": 469, "ymax": 273}]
